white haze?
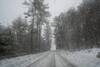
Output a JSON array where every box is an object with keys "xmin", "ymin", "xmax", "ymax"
[
  {"xmin": 0, "ymin": 0, "xmax": 82, "ymax": 49},
  {"xmin": 0, "ymin": 0, "xmax": 82, "ymax": 25}
]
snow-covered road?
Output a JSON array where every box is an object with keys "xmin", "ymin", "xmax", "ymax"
[
  {"xmin": 0, "ymin": 51, "xmax": 76, "ymax": 67},
  {"xmin": 0, "ymin": 49, "xmax": 100, "ymax": 67}
]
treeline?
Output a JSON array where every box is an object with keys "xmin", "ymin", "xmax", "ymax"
[
  {"xmin": 55, "ymin": 0, "xmax": 100, "ymax": 50},
  {"xmin": 0, "ymin": 0, "xmax": 51, "ymax": 59}
]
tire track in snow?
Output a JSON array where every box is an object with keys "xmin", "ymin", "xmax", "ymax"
[
  {"xmin": 56, "ymin": 52, "xmax": 77, "ymax": 67},
  {"xmin": 26, "ymin": 52, "xmax": 51, "ymax": 67}
]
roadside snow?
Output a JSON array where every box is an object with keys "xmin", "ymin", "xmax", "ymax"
[
  {"xmin": 0, "ymin": 48, "xmax": 100, "ymax": 67},
  {"xmin": 0, "ymin": 52, "xmax": 49, "ymax": 67},
  {"xmin": 63, "ymin": 48, "xmax": 100, "ymax": 67}
]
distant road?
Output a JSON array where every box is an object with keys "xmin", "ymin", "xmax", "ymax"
[{"xmin": 0, "ymin": 51, "xmax": 77, "ymax": 67}]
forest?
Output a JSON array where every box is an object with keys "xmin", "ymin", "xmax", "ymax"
[
  {"xmin": 55, "ymin": 0, "xmax": 100, "ymax": 50},
  {"xmin": 0, "ymin": 0, "xmax": 100, "ymax": 59},
  {"xmin": 0, "ymin": 0, "xmax": 51, "ymax": 59}
]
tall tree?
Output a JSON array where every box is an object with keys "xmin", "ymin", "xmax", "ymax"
[
  {"xmin": 55, "ymin": 0, "xmax": 100, "ymax": 50},
  {"xmin": 78, "ymin": 0, "xmax": 100, "ymax": 48},
  {"xmin": 43, "ymin": 21, "xmax": 51, "ymax": 50},
  {"xmin": 12, "ymin": 17, "xmax": 28, "ymax": 54},
  {"xmin": 23, "ymin": 0, "xmax": 50, "ymax": 52}
]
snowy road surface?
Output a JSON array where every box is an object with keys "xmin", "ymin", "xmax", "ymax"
[{"xmin": 0, "ymin": 49, "xmax": 100, "ymax": 67}]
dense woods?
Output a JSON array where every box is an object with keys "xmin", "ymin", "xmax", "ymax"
[
  {"xmin": 0, "ymin": 0, "xmax": 100, "ymax": 59},
  {"xmin": 0, "ymin": 0, "xmax": 51, "ymax": 59},
  {"xmin": 55, "ymin": 0, "xmax": 100, "ymax": 50}
]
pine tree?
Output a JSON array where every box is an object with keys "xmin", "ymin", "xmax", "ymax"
[{"xmin": 23, "ymin": 0, "xmax": 50, "ymax": 52}]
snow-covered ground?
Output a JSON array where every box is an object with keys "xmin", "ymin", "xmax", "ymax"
[
  {"xmin": 60, "ymin": 48, "xmax": 100, "ymax": 67},
  {"xmin": 0, "ymin": 48, "xmax": 100, "ymax": 67},
  {"xmin": 0, "ymin": 51, "xmax": 49, "ymax": 67}
]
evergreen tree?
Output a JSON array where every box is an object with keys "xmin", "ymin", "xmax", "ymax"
[{"xmin": 23, "ymin": 0, "xmax": 50, "ymax": 52}]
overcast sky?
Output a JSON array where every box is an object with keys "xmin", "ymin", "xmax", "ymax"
[{"xmin": 0, "ymin": 0, "xmax": 82, "ymax": 25}]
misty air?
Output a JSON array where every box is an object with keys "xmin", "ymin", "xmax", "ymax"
[{"xmin": 0, "ymin": 0, "xmax": 100, "ymax": 67}]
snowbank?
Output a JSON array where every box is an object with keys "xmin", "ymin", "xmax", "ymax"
[{"xmin": 65, "ymin": 48, "xmax": 100, "ymax": 67}]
